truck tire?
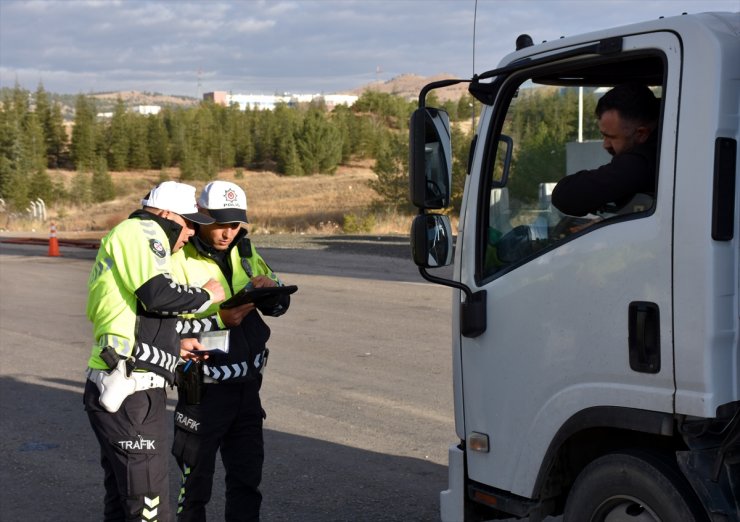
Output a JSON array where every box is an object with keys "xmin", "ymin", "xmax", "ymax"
[{"xmin": 563, "ymin": 450, "xmax": 708, "ymax": 522}]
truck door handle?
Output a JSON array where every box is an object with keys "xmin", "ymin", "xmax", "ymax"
[{"xmin": 628, "ymin": 301, "xmax": 660, "ymax": 374}]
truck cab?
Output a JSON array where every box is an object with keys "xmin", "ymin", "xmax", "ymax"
[{"xmin": 409, "ymin": 12, "xmax": 739, "ymax": 521}]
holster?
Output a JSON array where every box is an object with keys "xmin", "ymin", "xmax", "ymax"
[
  {"xmin": 176, "ymin": 361, "xmax": 204, "ymax": 405},
  {"xmin": 93, "ymin": 359, "xmax": 136, "ymax": 413}
]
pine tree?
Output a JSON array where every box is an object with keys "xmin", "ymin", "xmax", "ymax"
[
  {"xmin": 106, "ymin": 98, "xmax": 129, "ymax": 171},
  {"xmin": 128, "ymin": 115, "xmax": 150, "ymax": 169},
  {"xmin": 277, "ymin": 132, "xmax": 304, "ymax": 176},
  {"xmin": 22, "ymin": 105, "xmax": 46, "ymax": 174},
  {"xmin": 4, "ymin": 167, "xmax": 30, "ymax": 211},
  {"xmin": 295, "ymin": 109, "xmax": 342, "ymax": 175},
  {"xmin": 70, "ymin": 170, "xmax": 92, "ymax": 206},
  {"xmin": 71, "ymin": 94, "xmax": 99, "ymax": 171},
  {"xmin": 214, "ymin": 104, "xmax": 236, "ymax": 170},
  {"xmin": 0, "ymin": 86, "xmax": 48, "ymax": 210},
  {"xmin": 34, "ymin": 83, "xmax": 67, "ymax": 168},
  {"xmin": 0, "ymin": 85, "xmax": 27, "ymax": 206},
  {"xmin": 456, "ymin": 94, "xmax": 475, "ymax": 122},
  {"xmin": 450, "ymin": 126, "xmax": 474, "ymax": 212},
  {"xmin": 164, "ymin": 108, "xmax": 187, "ymax": 168},
  {"xmin": 147, "ymin": 114, "xmax": 171, "ymax": 169},
  {"xmin": 183, "ymin": 104, "xmax": 218, "ymax": 180},
  {"xmin": 368, "ymin": 130, "xmax": 410, "ymax": 210},
  {"xmin": 233, "ymin": 108, "xmax": 254, "ymax": 168},
  {"xmin": 274, "ymin": 105, "xmax": 303, "ymax": 175},
  {"xmin": 330, "ymin": 105, "xmax": 355, "ymax": 163},
  {"xmin": 29, "ymin": 166, "xmax": 53, "ymax": 204},
  {"xmin": 92, "ymin": 157, "xmax": 115, "ymax": 201},
  {"xmin": 252, "ymin": 108, "xmax": 278, "ymax": 165}
]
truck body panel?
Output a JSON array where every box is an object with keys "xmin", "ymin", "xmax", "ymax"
[{"xmin": 672, "ymin": 14, "xmax": 740, "ymax": 415}]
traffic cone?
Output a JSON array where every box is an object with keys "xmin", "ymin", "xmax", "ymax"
[{"xmin": 48, "ymin": 222, "xmax": 60, "ymax": 257}]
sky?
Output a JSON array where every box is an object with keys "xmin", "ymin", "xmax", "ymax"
[{"xmin": 1, "ymin": 0, "xmax": 738, "ymax": 97}]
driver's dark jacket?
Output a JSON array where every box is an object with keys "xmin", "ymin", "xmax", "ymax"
[
  {"xmin": 551, "ymin": 133, "xmax": 657, "ymax": 217},
  {"xmin": 170, "ymin": 230, "xmax": 289, "ymax": 382}
]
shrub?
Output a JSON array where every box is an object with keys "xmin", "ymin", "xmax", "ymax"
[{"xmin": 342, "ymin": 213, "xmax": 375, "ymax": 233}]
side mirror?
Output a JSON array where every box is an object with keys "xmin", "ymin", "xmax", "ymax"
[
  {"xmin": 411, "ymin": 214, "xmax": 453, "ymax": 268},
  {"xmin": 409, "ymin": 108, "xmax": 452, "ymax": 209}
]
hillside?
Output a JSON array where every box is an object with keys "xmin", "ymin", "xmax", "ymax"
[
  {"xmin": 350, "ymin": 73, "xmax": 470, "ymax": 101},
  {"xmin": 3, "ymin": 74, "xmax": 470, "ymax": 119},
  {"xmin": 85, "ymin": 73, "xmax": 470, "ymax": 106},
  {"xmin": 89, "ymin": 90, "xmax": 198, "ymax": 108}
]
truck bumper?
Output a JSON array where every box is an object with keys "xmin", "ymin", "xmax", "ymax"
[{"xmin": 440, "ymin": 443, "xmax": 466, "ymax": 522}]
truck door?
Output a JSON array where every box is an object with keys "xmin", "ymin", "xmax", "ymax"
[{"xmin": 457, "ymin": 32, "xmax": 682, "ymax": 497}]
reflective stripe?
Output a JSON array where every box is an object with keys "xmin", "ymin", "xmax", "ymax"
[
  {"xmin": 203, "ymin": 361, "xmax": 248, "ymax": 381},
  {"xmin": 176, "ymin": 316, "xmax": 219, "ymax": 335},
  {"xmin": 142, "ymin": 495, "xmax": 160, "ymax": 521},
  {"xmin": 98, "ymin": 334, "xmax": 133, "ymax": 358},
  {"xmin": 135, "ymin": 342, "xmax": 179, "ymax": 375},
  {"xmin": 178, "ymin": 465, "xmax": 191, "ymax": 512}
]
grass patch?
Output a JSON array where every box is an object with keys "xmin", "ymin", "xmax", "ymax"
[{"xmin": 2, "ymin": 163, "xmax": 415, "ymax": 237}]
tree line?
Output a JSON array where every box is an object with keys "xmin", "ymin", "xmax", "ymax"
[{"xmin": 0, "ymin": 82, "xmax": 598, "ymax": 217}]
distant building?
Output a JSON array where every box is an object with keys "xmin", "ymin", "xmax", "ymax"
[
  {"xmin": 133, "ymin": 105, "xmax": 162, "ymax": 115},
  {"xmin": 323, "ymin": 94, "xmax": 359, "ymax": 110},
  {"xmin": 96, "ymin": 105, "xmax": 162, "ymax": 119},
  {"xmin": 203, "ymin": 91, "xmax": 358, "ymax": 111}
]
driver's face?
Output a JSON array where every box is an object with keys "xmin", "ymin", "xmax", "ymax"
[{"xmin": 598, "ymin": 109, "xmax": 644, "ymax": 157}]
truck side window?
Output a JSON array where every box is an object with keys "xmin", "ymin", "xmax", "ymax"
[{"xmin": 482, "ymin": 78, "xmax": 662, "ymax": 279}]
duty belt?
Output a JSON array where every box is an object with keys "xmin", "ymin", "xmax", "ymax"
[
  {"xmin": 98, "ymin": 335, "xmax": 179, "ymax": 376},
  {"xmin": 87, "ymin": 368, "xmax": 166, "ymax": 391}
]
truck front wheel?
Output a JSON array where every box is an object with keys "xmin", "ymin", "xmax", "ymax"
[{"xmin": 563, "ymin": 450, "xmax": 707, "ymax": 522}]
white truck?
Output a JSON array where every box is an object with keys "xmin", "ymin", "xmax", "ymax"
[{"xmin": 408, "ymin": 11, "xmax": 739, "ymax": 522}]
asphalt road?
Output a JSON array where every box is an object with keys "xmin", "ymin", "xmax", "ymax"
[{"xmin": 0, "ymin": 236, "xmax": 456, "ymax": 521}]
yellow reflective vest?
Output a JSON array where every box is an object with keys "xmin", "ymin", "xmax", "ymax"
[
  {"xmin": 170, "ymin": 231, "xmax": 287, "ymax": 381},
  {"xmin": 86, "ymin": 210, "xmax": 213, "ymax": 381}
]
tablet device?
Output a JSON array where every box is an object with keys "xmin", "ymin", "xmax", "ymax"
[{"xmin": 220, "ymin": 284, "xmax": 298, "ymax": 309}]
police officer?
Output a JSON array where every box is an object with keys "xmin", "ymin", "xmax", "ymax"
[
  {"xmin": 170, "ymin": 180, "xmax": 291, "ymax": 522},
  {"xmin": 84, "ymin": 181, "xmax": 226, "ymax": 522}
]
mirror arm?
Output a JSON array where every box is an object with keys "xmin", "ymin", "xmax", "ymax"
[
  {"xmin": 418, "ymin": 79, "xmax": 469, "ymax": 107},
  {"xmin": 418, "ymin": 267, "xmax": 487, "ymax": 338},
  {"xmin": 418, "ymin": 266, "xmax": 473, "ymax": 301}
]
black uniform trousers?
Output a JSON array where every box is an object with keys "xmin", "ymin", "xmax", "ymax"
[
  {"xmin": 173, "ymin": 377, "xmax": 264, "ymax": 522},
  {"xmin": 84, "ymin": 379, "xmax": 171, "ymax": 522}
]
